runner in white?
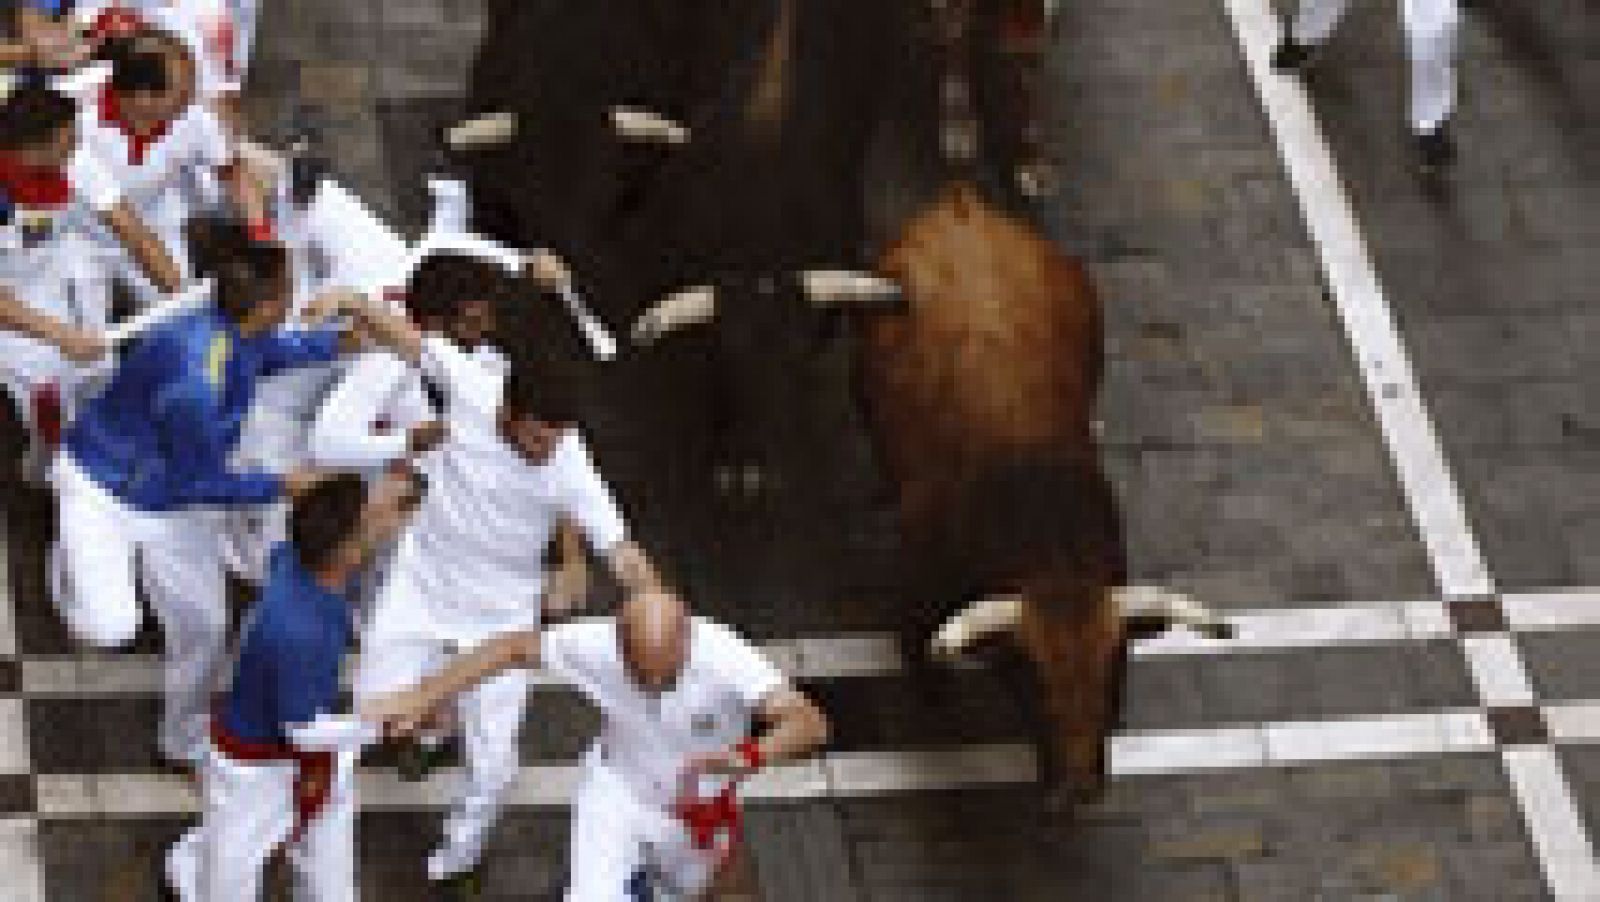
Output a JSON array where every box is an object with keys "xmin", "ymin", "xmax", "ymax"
[
  {"xmin": 365, "ymin": 591, "xmax": 831, "ymax": 901},
  {"xmin": 1272, "ymin": 0, "xmax": 1463, "ymax": 171},
  {"xmin": 76, "ymin": 28, "xmax": 265, "ymax": 308},
  {"xmin": 321, "ymin": 289, "xmax": 670, "ymax": 886},
  {"xmin": 1, "ymin": 82, "xmax": 184, "ymax": 475}
]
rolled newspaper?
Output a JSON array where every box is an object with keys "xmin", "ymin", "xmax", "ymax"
[{"xmin": 105, "ymin": 279, "xmax": 213, "ymax": 347}]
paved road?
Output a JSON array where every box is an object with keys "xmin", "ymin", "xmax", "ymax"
[{"xmin": 2, "ymin": 0, "xmax": 1597, "ymax": 899}]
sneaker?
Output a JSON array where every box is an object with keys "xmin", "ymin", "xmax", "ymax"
[
  {"xmin": 1417, "ymin": 125, "xmax": 1457, "ymax": 174},
  {"xmin": 1271, "ymin": 35, "xmax": 1316, "ymax": 72}
]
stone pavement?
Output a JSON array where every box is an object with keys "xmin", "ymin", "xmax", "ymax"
[{"xmin": 2, "ymin": 0, "xmax": 1598, "ymax": 899}]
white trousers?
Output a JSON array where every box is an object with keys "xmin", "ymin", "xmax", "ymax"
[
  {"xmin": 1291, "ymin": 0, "xmax": 1462, "ymax": 132},
  {"xmin": 567, "ymin": 761, "xmax": 720, "ymax": 902},
  {"xmin": 167, "ymin": 742, "xmax": 357, "ymax": 902},
  {"xmin": 353, "ymin": 567, "xmax": 532, "ymax": 879},
  {"xmin": 51, "ymin": 456, "xmax": 228, "ymax": 763}
]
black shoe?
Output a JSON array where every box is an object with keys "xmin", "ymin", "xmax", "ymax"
[
  {"xmin": 1416, "ymin": 125, "xmax": 1457, "ymax": 173},
  {"xmin": 396, "ymin": 739, "xmax": 452, "ymax": 782},
  {"xmin": 1272, "ymin": 35, "xmax": 1316, "ymax": 72},
  {"xmin": 437, "ymin": 866, "xmax": 485, "ymax": 900}
]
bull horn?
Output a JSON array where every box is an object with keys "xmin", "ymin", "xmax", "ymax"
[
  {"xmin": 801, "ymin": 271, "xmax": 903, "ymax": 309},
  {"xmin": 931, "ymin": 594, "xmax": 1024, "ymax": 662},
  {"xmin": 445, "ymin": 112, "xmax": 518, "ymax": 150},
  {"xmin": 611, "ymin": 106, "xmax": 691, "ymax": 145},
  {"xmin": 631, "ymin": 286, "xmax": 718, "ymax": 346},
  {"xmin": 1113, "ymin": 585, "xmax": 1233, "ymax": 639}
]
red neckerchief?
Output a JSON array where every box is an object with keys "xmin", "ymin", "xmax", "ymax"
[
  {"xmin": 99, "ymin": 87, "xmax": 173, "ymax": 166},
  {"xmin": 87, "ymin": 7, "xmax": 148, "ymax": 43},
  {"xmin": 0, "ymin": 154, "xmax": 71, "ymax": 208},
  {"xmin": 209, "ymin": 714, "xmax": 336, "ymax": 844}
]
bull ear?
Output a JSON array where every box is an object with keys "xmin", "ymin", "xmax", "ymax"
[
  {"xmin": 631, "ymin": 286, "xmax": 719, "ymax": 346},
  {"xmin": 445, "ymin": 112, "xmax": 518, "ymax": 150},
  {"xmin": 800, "ymin": 271, "xmax": 903, "ymax": 310}
]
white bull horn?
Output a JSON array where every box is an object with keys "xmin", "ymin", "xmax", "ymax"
[
  {"xmin": 931, "ymin": 595, "xmax": 1024, "ymax": 662},
  {"xmin": 631, "ymin": 286, "xmax": 718, "ymax": 346},
  {"xmin": 445, "ymin": 112, "xmax": 518, "ymax": 149},
  {"xmin": 801, "ymin": 271, "xmax": 903, "ymax": 308},
  {"xmin": 1113, "ymin": 585, "xmax": 1233, "ymax": 639}
]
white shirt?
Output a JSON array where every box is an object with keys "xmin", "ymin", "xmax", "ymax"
[
  {"xmin": 388, "ymin": 336, "xmax": 628, "ymax": 634},
  {"xmin": 1, "ymin": 147, "xmax": 123, "ymax": 293},
  {"xmin": 78, "ymin": 97, "xmax": 231, "ymax": 241},
  {"xmin": 542, "ymin": 618, "xmax": 788, "ymax": 809},
  {"xmin": 307, "ymin": 348, "xmax": 449, "ymax": 472}
]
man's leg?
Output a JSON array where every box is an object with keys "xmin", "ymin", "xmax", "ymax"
[
  {"xmin": 1276, "ymin": 0, "xmax": 1355, "ymax": 70},
  {"xmin": 50, "ymin": 458, "xmax": 142, "ymax": 650},
  {"xmin": 567, "ymin": 767, "xmax": 647, "ymax": 902},
  {"xmin": 430, "ymin": 666, "xmax": 531, "ymax": 881},
  {"xmin": 139, "ymin": 511, "xmax": 229, "ymax": 765},
  {"xmin": 286, "ymin": 752, "xmax": 358, "ymax": 902},
  {"xmin": 168, "ymin": 748, "xmax": 297, "ymax": 901},
  {"xmin": 1402, "ymin": 0, "xmax": 1462, "ymax": 169}
]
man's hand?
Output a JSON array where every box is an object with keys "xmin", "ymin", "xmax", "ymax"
[
  {"xmin": 680, "ymin": 747, "xmax": 759, "ymax": 788},
  {"xmin": 405, "ymin": 421, "xmax": 448, "ymax": 458},
  {"xmin": 301, "ymin": 289, "xmax": 368, "ymax": 326},
  {"xmin": 282, "ymin": 467, "xmax": 331, "ymax": 498},
  {"xmin": 522, "ymin": 250, "xmax": 572, "ymax": 289},
  {"xmin": 360, "ymin": 689, "xmax": 443, "ymax": 741},
  {"xmin": 55, "ymin": 327, "xmax": 108, "ymax": 364}
]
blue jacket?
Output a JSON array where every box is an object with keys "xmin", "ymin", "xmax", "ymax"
[
  {"xmin": 65, "ymin": 307, "xmax": 341, "ymax": 511},
  {"xmin": 219, "ymin": 544, "xmax": 355, "ymax": 746}
]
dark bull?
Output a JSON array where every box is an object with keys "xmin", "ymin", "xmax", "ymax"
[{"xmin": 455, "ymin": 0, "xmax": 1227, "ymax": 807}]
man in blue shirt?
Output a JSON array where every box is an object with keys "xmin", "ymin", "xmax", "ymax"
[
  {"xmin": 51, "ymin": 215, "xmax": 350, "ymax": 766},
  {"xmin": 166, "ymin": 467, "xmax": 425, "ymax": 902}
]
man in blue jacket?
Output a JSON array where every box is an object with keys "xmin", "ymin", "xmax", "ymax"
[
  {"xmin": 166, "ymin": 468, "xmax": 425, "ymax": 901},
  {"xmin": 52, "ymin": 215, "xmax": 350, "ymax": 766}
]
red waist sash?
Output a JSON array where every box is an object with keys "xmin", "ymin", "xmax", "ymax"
[{"xmin": 210, "ymin": 714, "xmax": 335, "ymax": 844}]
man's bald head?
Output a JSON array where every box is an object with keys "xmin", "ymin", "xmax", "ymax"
[{"xmin": 619, "ymin": 591, "xmax": 691, "ymax": 693}]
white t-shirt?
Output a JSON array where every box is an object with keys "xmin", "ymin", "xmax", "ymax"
[
  {"xmin": 1, "ymin": 146, "xmax": 123, "ymax": 292},
  {"xmin": 78, "ymin": 98, "xmax": 231, "ymax": 242},
  {"xmin": 387, "ymin": 336, "xmax": 627, "ymax": 633},
  {"xmin": 542, "ymin": 618, "xmax": 789, "ymax": 809}
]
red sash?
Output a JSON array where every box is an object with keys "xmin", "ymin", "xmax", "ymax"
[
  {"xmin": 671, "ymin": 786, "xmax": 744, "ymax": 855},
  {"xmin": 210, "ymin": 715, "xmax": 336, "ymax": 844}
]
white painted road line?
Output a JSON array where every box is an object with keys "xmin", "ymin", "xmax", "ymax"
[
  {"xmin": 45, "ymin": 703, "xmax": 1600, "ymax": 818},
  {"xmin": 1219, "ymin": 0, "xmax": 1600, "ymax": 895}
]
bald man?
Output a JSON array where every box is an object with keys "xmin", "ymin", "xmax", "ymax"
[{"xmin": 365, "ymin": 592, "xmax": 830, "ymax": 902}]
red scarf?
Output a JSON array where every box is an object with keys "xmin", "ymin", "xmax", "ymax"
[
  {"xmin": 210, "ymin": 714, "xmax": 336, "ymax": 844},
  {"xmin": 0, "ymin": 154, "xmax": 71, "ymax": 208},
  {"xmin": 86, "ymin": 7, "xmax": 148, "ymax": 43},
  {"xmin": 99, "ymin": 87, "xmax": 173, "ymax": 166}
]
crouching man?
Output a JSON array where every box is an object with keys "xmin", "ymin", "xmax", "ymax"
[
  {"xmin": 365, "ymin": 591, "xmax": 830, "ymax": 901},
  {"xmin": 166, "ymin": 467, "xmax": 427, "ymax": 901}
]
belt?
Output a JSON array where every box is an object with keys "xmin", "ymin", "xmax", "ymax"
[{"xmin": 209, "ymin": 713, "xmax": 335, "ymax": 843}]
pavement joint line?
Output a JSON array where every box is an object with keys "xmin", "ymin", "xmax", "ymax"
[
  {"xmin": 1219, "ymin": 0, "xmax": 1600, "ymax": 896},
  {"xmin": 21, "ymin": 589, "xmax": 1600, "ymax": 696},
  {"xmin": 34, "ymin": 701, "xmax": 1600, "ymax": 818},
  {"xmin": 0, "ymin": 541, "xmax": 44, "ymax": 902}
]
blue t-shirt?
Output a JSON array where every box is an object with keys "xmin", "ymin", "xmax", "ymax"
[
  {"xmin": 66, "ymin": 307, "xmax": 342, "ymax": 511},
  {"xmin": 219, "ymin": 544, "xmax": 355, "ymax": 746}
]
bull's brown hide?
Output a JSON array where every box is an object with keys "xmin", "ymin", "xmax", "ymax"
[{"xmin": 868, "ymin": 181, "xmax": 1126, "ymax": 800}]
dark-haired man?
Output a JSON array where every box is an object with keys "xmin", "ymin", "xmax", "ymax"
[
  {"xmin": 165, "ymin": 468, "xmax": 426, "ymax": 902},
  {"xmin": 78, "ymin": 29, "xmax": 263, "ymax": 308},
  {"xmin": 325, "ymin": 289, "xmax": 666, "ymax": 889},
  {"xmin": 0, "ymin": 81, "xmax": 182, "ymax": 474}
]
